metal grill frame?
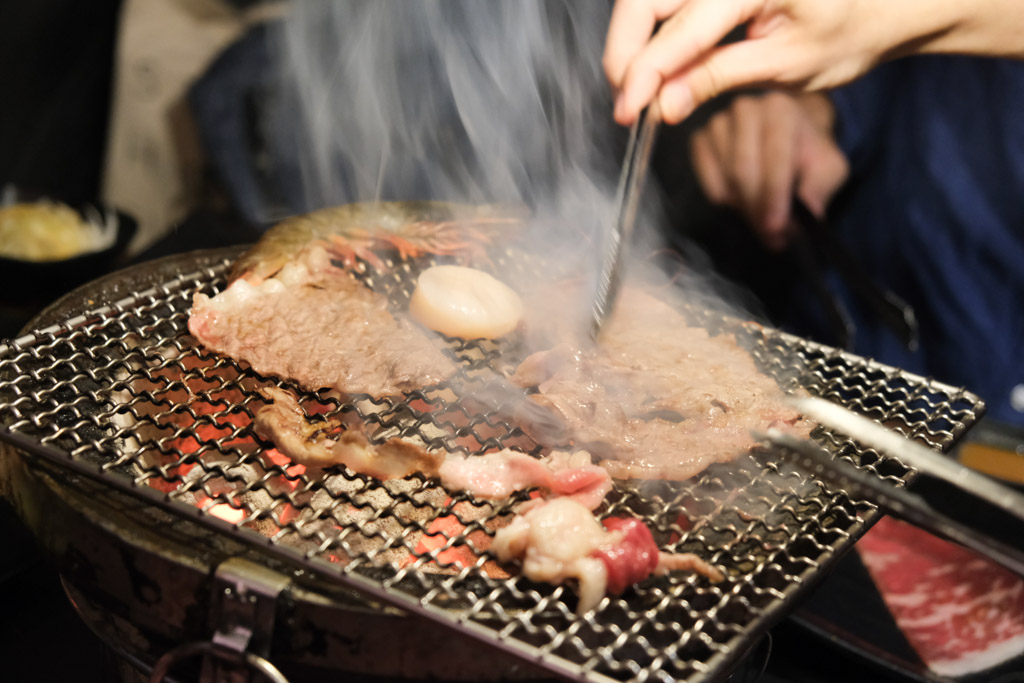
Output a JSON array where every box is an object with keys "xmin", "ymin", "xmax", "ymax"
[{"xmin": 0, "ymin": 247, "xmax": 985, "ymax": 683}]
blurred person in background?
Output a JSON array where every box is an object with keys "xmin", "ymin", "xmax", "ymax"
[{"xmin": 604, "ymin": 0, "xmax": 1024, "ymax": 427}]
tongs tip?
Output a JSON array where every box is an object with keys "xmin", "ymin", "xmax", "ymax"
[{"xmin": 590, "ymin": 108, "xmax": 660, "ymax": 339}]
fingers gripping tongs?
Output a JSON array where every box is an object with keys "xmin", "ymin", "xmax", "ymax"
[{"xmin": 591, "ymin": 107, "xmax": 661, "ymax": 338}]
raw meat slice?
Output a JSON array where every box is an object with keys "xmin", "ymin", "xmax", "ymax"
[{"xmin": 857, "ymin": 516, "xmax": 1024, "ymax": 677}]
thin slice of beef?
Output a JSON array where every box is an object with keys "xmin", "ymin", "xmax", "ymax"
[
  {"xmin": 254, "ymin": 387, "xmax": 611, "ymax": 506},
  {"xmin": 857, "ymin": 516, "xmax": 1024, "ymax": 677},
  {"xmin": 597, "ymin": 517, "xmax": 724, "ymax": 594},
  {"xmin": 512, "ymin": 288, "xmax": 807, "ymax": 480},
  {"xmin": 189, "ymin": 246, "xmax": 456, "ymax": 397}
]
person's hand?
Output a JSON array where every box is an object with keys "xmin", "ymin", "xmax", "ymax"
[
  {"xmin": 689, "ymin": 92, "xmax": 848, "ymax": 251},
  {"xmin": 603, "ymin": 0, "xmax": 975, "ymax": 125}
]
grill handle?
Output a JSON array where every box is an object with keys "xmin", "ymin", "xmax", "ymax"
[
  {"xmin": 150, "ymin": 557, "xmax": 292, "ymax": 683},
  {"xmin": 149, "ymin": 642, "xmax": 290, "ymax": 683},
  {"xmin": 794, "ymin": 396, "xmax": 1024, "ymax": 525}
]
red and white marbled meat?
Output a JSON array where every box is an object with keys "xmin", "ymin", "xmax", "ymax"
[
  {"xmin": 491, "ymin": 498, "xmax": 724, "ymax": 614},
  {"xmin": 858, "ymin": 516, "xmax": 1024, "ymax": 677},
  {"xmin": 254, "ymin": 387, "xmax": 610, "ymax": 507},
  {"xmin": 513, "ymin": 288, "xmax": 807, "ymax": 481},
  {"xmin": 189, "ymin": 246, "xmax": 456, "ymax": 397},
  {"xmin": 439, "ymin": 449, "xmax": 612, "ymax": 510}
]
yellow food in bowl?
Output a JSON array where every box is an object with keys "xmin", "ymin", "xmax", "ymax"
[{"xmin": 0, "ymin": 201, "xmax": 115, "ymax": 261}]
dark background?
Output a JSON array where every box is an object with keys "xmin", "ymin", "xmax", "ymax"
[{"xmin": 0, "ymin": 0, "xmax": 122, "ymax": 203}]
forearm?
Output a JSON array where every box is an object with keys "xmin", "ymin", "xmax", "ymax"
[{"xmin": 882, "ymin": 0, "xmax": 1024, "ymax": 60}]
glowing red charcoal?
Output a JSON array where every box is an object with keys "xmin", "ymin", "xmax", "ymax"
[
  {"xmin": 415, "ymin": 508, "xmax": 479, "ymax": 569},
  {"xmin": 206, "ymin": 502, "xmax": 247, "ymax": 525},
  {"xmin": 151, "ymin": 386, "xmax": 257, "ymax": 493},
  {"xmin": 408, "ymin": 499, "xmax": 509, "ymax": 578},
  {"xmin": 143, "ymin": 372, "xmax": 310, "ymax": 530},
  {"xmin": 262, "ymin": 447, "xmax": 307, "ymax": 485}
]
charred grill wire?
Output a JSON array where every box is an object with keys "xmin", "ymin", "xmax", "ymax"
[{"xmin": 0, "ymin": 249, "xmax": 983, "ymax": 683}]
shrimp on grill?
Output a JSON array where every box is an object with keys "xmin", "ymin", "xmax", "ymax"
[{"xmin": 230, "ymin": 201, "xmax": 524, "ymax": 282}]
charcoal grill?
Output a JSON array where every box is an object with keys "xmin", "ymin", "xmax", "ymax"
[{"xmin": 0, "ymin": 242, "xmax": 985, "ymax": 682}]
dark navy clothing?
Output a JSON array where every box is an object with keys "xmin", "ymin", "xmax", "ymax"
[{"xmin": 827, "ymin": 56, "xmax": 1024, "ymax": 425}]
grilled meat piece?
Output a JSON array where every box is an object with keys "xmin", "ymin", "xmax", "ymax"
[
  {"xmin": 439, "ymin": 449, "xmax": 612, "ymax": 510},
  {"xmin": 254, "ymin": 386, "xmax": 444, "ymax": 478},
  {"xmin": 492, "ymin": 498, "xmax": 610, "ymax": 613},
  {"xmin": 254, "ymin": 387, "xmax": 610, "ymax": 507},
  {"xmin": 512, "ymin": 288, "xmax": 807, "ymax": 481},
  {"xmin": 596, "ymin": 517, "xmax": 724, "ymax": 594},
  {"xmin": 189, "ymin": 246, "xmax": 456, "ymax": 397},
  {"xmin": 492, "ymin": 498, "xmax": 724, "ymax": 614}
]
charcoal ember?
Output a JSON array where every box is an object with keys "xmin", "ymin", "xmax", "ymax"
[
  {"xmin": 174, "ymin": 453, "xmax": 295, "ymax": 535},
  {"xmin": 280, "ymin": 475, "xmax": 449, "ymax": 568}
]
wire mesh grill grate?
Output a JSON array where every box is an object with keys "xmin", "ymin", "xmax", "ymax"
[{"xmin": 0, "ymin": 250, "xmax": 984, "ymax": 683}]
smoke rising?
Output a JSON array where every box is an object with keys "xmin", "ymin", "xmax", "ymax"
[
  {"xmin": 267, "ymin": 0, "xmax": 761, "ymax": 324},
  {"xmin": 262, "ymin": 0, "xmax": 789, "ymax": 503},
  {"xmin": 272, "ymin": 1, "xmax": 619, "ymax": 214}
]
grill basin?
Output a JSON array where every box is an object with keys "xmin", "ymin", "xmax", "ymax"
[{"xmin": 0, "ymin": 246, "xmax": 984, "ymax": 683}]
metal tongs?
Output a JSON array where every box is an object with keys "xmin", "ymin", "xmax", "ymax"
[
  {"xmin": 757, "ymin": 396, "xmax": 1024, "ymax": 577},
  {"xmin": 591, "ymin": 107, "xmax": 661, "ymax": 338}
]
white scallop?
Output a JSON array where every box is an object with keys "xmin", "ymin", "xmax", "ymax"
[{"xmin": 409, "ymin": 265, "xmax": 523, "ymax": 340}]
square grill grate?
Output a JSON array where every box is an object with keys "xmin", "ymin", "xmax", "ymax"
[{"xmin": 0, "ymin": 248, "xmax": 984, "ymax": 682}]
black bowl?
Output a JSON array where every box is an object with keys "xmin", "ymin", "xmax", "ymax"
[{"xmin": 0, "ymin": 185, "xmax": 138, "ymax": 305}]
